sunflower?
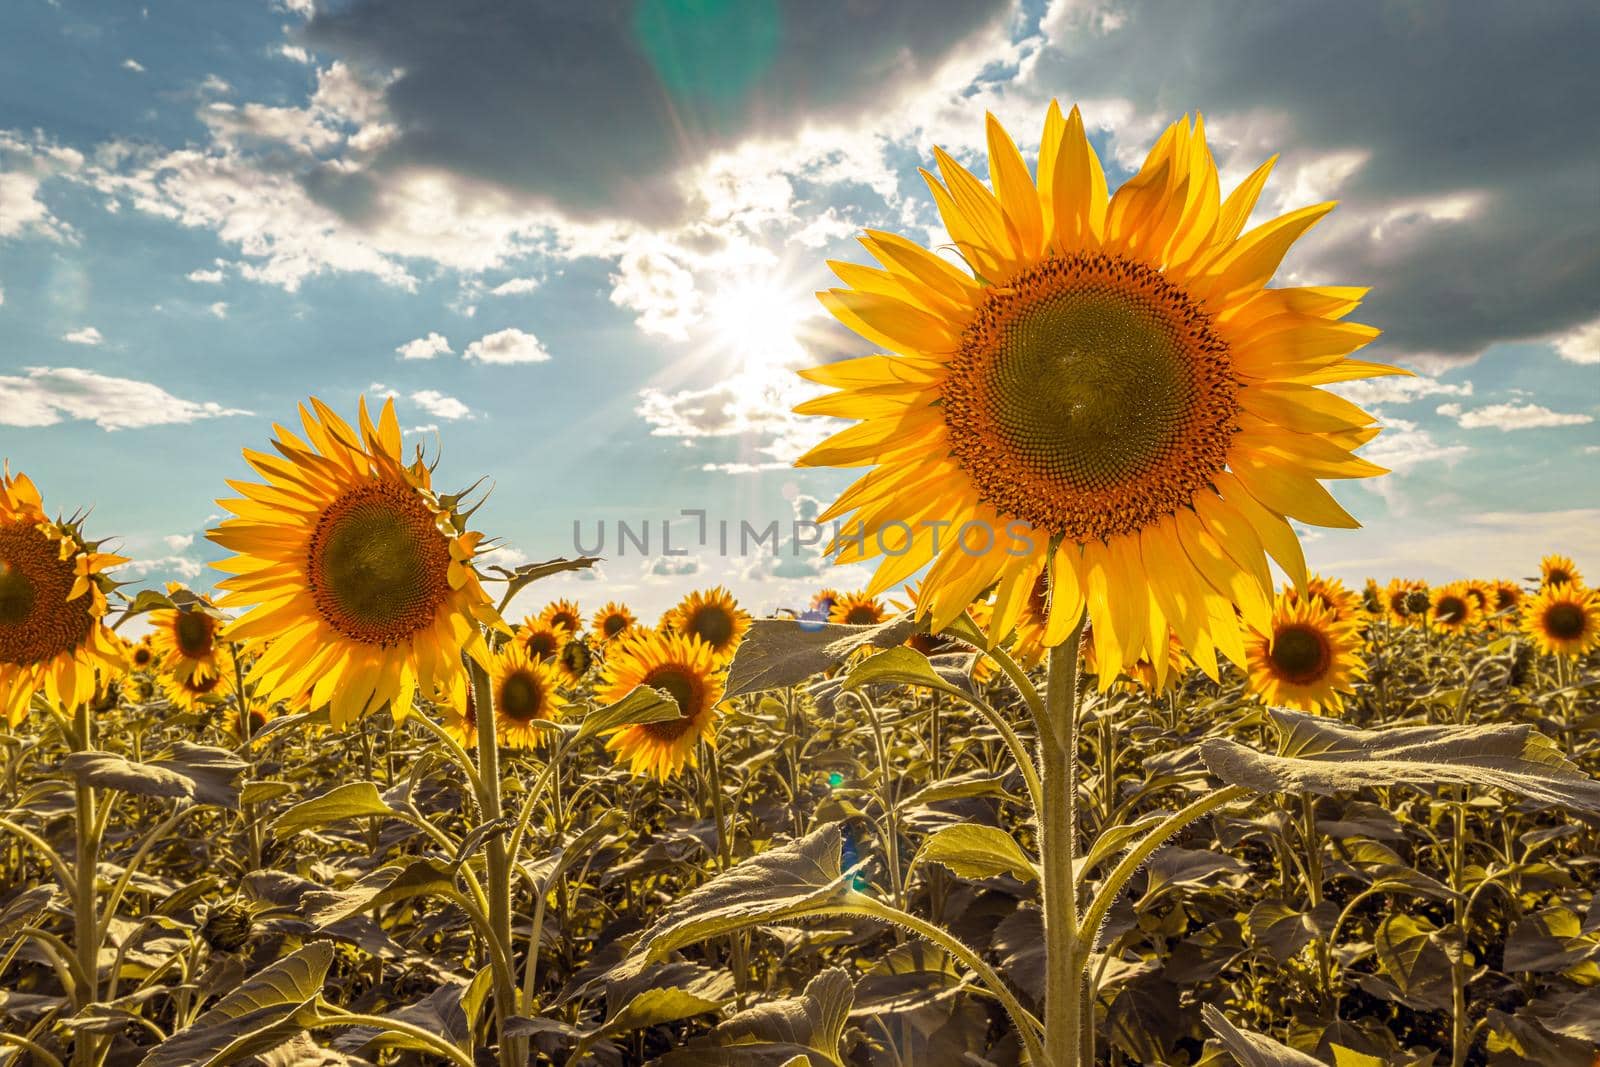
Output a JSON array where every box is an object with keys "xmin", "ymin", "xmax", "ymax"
[
  {"xmin": 1083, "ymin": 624, "xmax": 1186, "ymax": 695},
  {"xmin": 489, "ymin": 642, "xmax": 566, "ymax": 749},
  {"xmin": 1522, "ymin": 583, "xmax": 1600, "ymax": 658},
  {"xmin": 518, "ymin": 619, "xmax": 568, "ymax": 660},
  {"xmin": 1489, "ymin": 580, "xmax": 1525, "ymax": 629},
  {"xmin": 221, "ymin": 698, "xmax": 275, "ymax": 741},
  {"xmin": 148, "ymin": 597, "xmax": 227, "ymax": 683},
  {"xmin": 161, "ymin": 647, "xmax": 235, "ymax": 711},
  {"xmin": 795, "ymin": 104, "xmax": 1397, "ymax": 680},
  {"xmin": 1383, "ymin": 579, "xmax": 1424, "ymax": 626},
  {"xmin": 893, "ymin": 581, "xmax": 998, "ymax": 683},
  {"xmin": 591, "ymin": 601, "xmax": 638, "ymax": 643},
  {"xmin": 436, "ymin": 688, "xmax": 478, "ymax": 749},
  {"xmin": 829, "ymin": 591, "xmax": 888, "ymax": 627},
  {"xmin": 128, "ymin": 636, "xmax": 157, "ymax": 673},
  {"xmin": 0, "ymin": 466, "xmax": 128, "ymax": 725},
  {"xmin": 667, "ymin": 587, "xmax": 751, "ymax": 663},
  {"xmin": 810, "ymin": 588, "xmax": 842, "ymax": 617},
  {"xmin": 1361, "ymin": 578, "xmax": 1383, "ymax": 618},
  {"xmin": 598, "ymin": 631, "xmax": 724, "ymax": 779},
  {"xmin": 540, "ymin": 599, "xmax": 584, "ymax": 635},
  {"xmin": 1285, "ymin": 575, "xmax": 1360, "ymax": 625},
  {"xmin": 1427, "ymin": 582, "xmax": 1477, "ymax": 635},
  {"xmin": 208, "ymin": 397, "xmax": 499, "ymax": 727},
  {"xmin": 1245, "ymin": 595, "xmax": 1366, "ymax": 713},
  {"xmin": 1541, "ymin": 554, "xmax": 1583, "ymax": 590},
  {"xmin": 556, "ymin": 634, "xmax": 594, "ymax": 687}
]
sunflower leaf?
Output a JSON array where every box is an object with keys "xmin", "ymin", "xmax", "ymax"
[
  {"xmin": 912, "ymin": 824, "xmax": 1039, "ymax": 883},
  {"xmin": 138, "ymin": 943, "xmax": 333, "ymax": 1067},
  {"xmin": 725, "ymin": 614, "xmax": 919, "ymax": 699},
  {"xmin": 64, "ymin": 743, "xmax": 249, "ymax": 810},
  {"xmin": 268, "ymin": 782, "xmax": 398, "ymax": 841},
  {"xmin": 611, "ymin": 824, "xmax": 865, "ymax": 981},
  {"xmin": 842, "ymin": 646, "xmax": 971, "ymax": 700},
  {"xmin": 304, "ymin": 859, "xmax": 460, "ymax": 928},
  {"xmin": 1200, "ymin": 1003, "xmax": 1325, "ymax": 1066},
  {"xmin": 487, "ymin": 556, "xmax": 600, "ymax": 601},
  {"xmin": 1198, "ymin": 708, "xmax": 1600, "ymax": 809},
  {"xmin": 577, "ymin": 685, "xmax": 685, "ymax": 743},
  {"xmin": 649, "ymin": 968, "xmax": 855, "ymax": 1067}
]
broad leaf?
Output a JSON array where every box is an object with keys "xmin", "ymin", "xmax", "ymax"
[
  {"xmin": 577, "ymin": 685, "xmax": 684, "ymax": 743},
  {"xmin": 1200, "ymin": 708, "xmax": 1600, "ymax": 809},
  {"xmin": 1201, "ymin": 1004, "xmax": 1324, "ymax": 1066},
  {"xmin": 139, "ymin": 943, "xmax": 334, "ymax": 1067},
  {"xmin": 842, "ymin": 647, "xmax": 971, "ymax": 701},
  {"xmin": 66, "ymin": 743, "xmax": 248, "ymax": 809},
  {"xmin": 305, "ymin": 859, "xmax": 458, "ymax": 928},
  {"xmin": 651, "ymin": 968, "xmax": 854, "ymax": 1066},
  {"xmin": 912, "ymin": 824, "xmax": 1038, "ymax": 883},
  {"xmin": 269, "ymin": 782, "xmax": 397, "ymax": 840},
  {"xmin": 725, "ymin": 615, "xmax": 918, "ymax": 699}
]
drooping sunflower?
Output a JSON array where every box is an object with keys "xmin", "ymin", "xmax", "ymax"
[
  {"xmin": 1383, "ymin": 579, "xmax": 1424, "ymax": 627},
  {"xmin": 436, "ymin": 688, "xmax": 478, "ymax": 749},
  {"xmin": 1245, "ymin": 595, "xmax": 1366, "ymax": 713},
  {"xmin": 1522, "ymin": 583, "xmax": 1600, "ymax": 658},
  {"xmin": 1541, "ymin": 554, "xmax": 1582, "ymax": 590},
  {"xmin": 490, "ymin": 641, "xmax": 567, "ymax": 749},
  {"xmin": 1429, "ymin": 582, "xmax": 1477, "ymax": 635},
  {"xmin": 1361, "ymin": 578, "xmax": 1383, "ymax": 618},
  {"xmin": 221, "ymin": 697, "xmax": 275, "ymax": 741},
  {"xmin": 591, "ymin": 601, "xmax": 637, "ymax": 643},
  {"xmin": 556, "ymin": 633, "xmax": 594, "ymax": 687},
  {"xmin": 893, "ymin": 580, "xmax": 998, "ymax": 683},
  {"xmin": 667, "ymin": 587, "xmax": 751, "ymax": 663},
  {"xmin": 1008, "ymin": 569, "xmax": 1052, "ymax": 669},
  {"xmin": 161, "ymin": 647, "xmax": 235, "ymax": 712},
  {"xmin": 540, "ymin": 599, "xmax": 585, "ymax": 635},
  {"xmin": 518, "ymin": 619, "xmax": 568, "ymax": 660},
  {"xmin": 1285, "ymin": 575, "xmax": 1361, "ymax": 625},
  {"xmin": 148, "ymin": 596, "xmax": 228, "ymax": 683},
  {"xmin": 796, "ymin": 104, "xmax": 1398, "ymax": 678},
  {"xmin": 829, "ymin": 591, "xmax": 888, "ymax": 627},
  {"xmin": 207, "ymin": 397, "xmax": 500, "ymax": 727},
  {"xmin": 598, "ymin": 631, "xmax": 724, "ymax": 779},
  {"xmin": 1083, "ymin": 624, "xmax": 1187, "ymax": 696},
  {"xmin": 0, "ymin": 466, "xmax": 128, "ymax": 725}
]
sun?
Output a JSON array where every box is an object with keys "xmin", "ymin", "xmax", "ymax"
[{"xmin": 711, "ymin": 279, "xmax": 814, "ymax": 373}]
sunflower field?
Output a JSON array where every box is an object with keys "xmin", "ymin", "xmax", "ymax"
[{"xmin": 3, "ymin": 105, "xmax": 1600, "ymax": 1067}]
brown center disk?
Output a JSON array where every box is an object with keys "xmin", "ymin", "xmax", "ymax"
[
  {"xmin": 176, "ymin": 611, "xmax": 216, "ymax": 657},
  {"xmin": 307, "ymin": 480, "xmax": 452, "ymax": 646},
  {"xmin": 0, "ymin": 522, "xmax": 94, "ymax": 667},
  {"xmin": 640, "ymin": 666, "xmax": 704, "ymax": 743},
  {"xmin": 942, "ymin": 252, "xmax": 1239, "ymax": 542},
  {"xmin": 498, "ymin": 669, "xmax": 548, "ymax": 723},
  {"xmin": 1268, "ymin": 624, "xmax": 1332, "ymax": 685},
  {"xmin": 1545, "ymin": 602, "xmax": 1587, "ymax": 641},
  {"xmin": 687, "ymin": 606, "xmax": 735, "ymax": 648}
]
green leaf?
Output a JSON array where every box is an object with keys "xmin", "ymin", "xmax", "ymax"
[
  {"xmin": 138, "ymin": 943, "xmax": 333, "ymax": 1067},
  {"xmin": 65, "ymin": 743, "xmax": 248, "ymax": 809},
  {"xmin": 912, "ymin": 824, "xmax": 1038, "ymax": 883},
  {"xmin": 1373, "ymin": 913, "xmax": 1456, "ymax": 1011},
  {"xmin": 725, "ymin": 615, "xmax": 918, "ymax": 699},
  {"xmin": 1330, "ymin": 1046, "xmax": 1388, "ymax": 1067},
  {"xmin": 1199, "ymin": 708, "xmax": 1600, "ymax": 809},
  {"xmin": 333, "ymin": 967, "xmax": 494, "ymax": 1057},
  {"xmin": 613, "ymin": 824, "xmax": 863, "ymax": 980},
  {"xmin": 577, "ymin": 685, "xmax": 685, "ymax": 743},
  {"xmin": 305, "ymin": 859, "xmax": 459, "ymax": 928},
  {"xmin": 1201, "ymin": 1004, "xmax": 1324, "ymax": 1066},
  {"xmin": 651, "ymin": 968, "xmax": 854, "ymax": 1066},
  {"xmin": 842, "ymin": 647, "xmax": 970, "ymax": 700},
  {"xmin": 269, "ymin": 782, "xmax": 398, "ymax": 840}
]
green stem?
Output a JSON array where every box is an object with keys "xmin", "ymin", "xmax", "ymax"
[
  {"xmin": 308, "ymin": 1007, "xmax": 477, "ymax": 1067},
  {"xmin": 469, "ymin": 656, "xmax": 522, "ymax": 1067},
  {"xmin": 71, "ymin": 700, "xmax": 101, "ymax": 1067},
  {"xmin": 1041, "ymin": 619, "xmax": 1084, "ymax": 1067}
]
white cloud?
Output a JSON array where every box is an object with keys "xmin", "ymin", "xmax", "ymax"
[
  {"xmin": 1436, "ymin": 401, "xmax": 1594, "ymax": 431},
  {"xmin": 122, "ymin": 58, "xmax": 146, "ymax": 73},
  {"xmin": 208, "ymin": 301, "xmax": 229, "ymax": 318},
  {"xmin": 163, "ymin": 534, "xmax": 194, "ymax": 551},
  {"xmin": 63, "ymin": 326, "xmax": 103, "ymax": 345},
  {"xmin": 643, "ymin": 555, "xmax": 703, "ymax": 580},
  {"xmin": 463, "ymin": 327, "xmax": 550, "ymax": 364},
  {"xmin": 0, "ymin": 285, "xmax": 5, "ymax": 305},
  {"xmin": 187, "ymin": 267, "xmax": 224, "ymax": 283},
  {"xmin": 489, "ymin": 277, "xmax": 540, "ymax": 296},
  {"xmin": 122, "ymin": 555, "xmax": 204, "ymax": 580},
  {"xmin": 0, "ymin": 168, "xmax": 71, "ymax": 242},
  {"xmin": 1333, "ymin": 374, "xmax": 1473, "ymax": 407},
  {"xmin": 279, "ymin": 44, "xmax": 312, "ymax": 64},
  {"xmin": 0, "ymin": 367, "xmax": 252, "ymax": 431},
  {"xmin": 608, "ymin": 247, "xmax": 702, "ymax": 341},
  {"xmin": 1360, "ymin": 417, "xmax": 1469, "ymax": 473},
  {"xmin": 1319, "ymin": 509, "xmax": 1600, "ymax": 586},
  {"xmin": 396, "ymin": 331, "xmax": 451, "ymax": 360},
  {"xmin": 409, "ymin": 389, "xmax": 470, "ymax": 420},
  {"xmin": 1553, "ymin": 319, "xmax": 1600, "ymax": 365}
]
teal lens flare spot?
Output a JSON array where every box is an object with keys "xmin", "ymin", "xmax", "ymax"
[{"xmin": 632, "ymin": 0, "xmax": 780, "ymax": 119}]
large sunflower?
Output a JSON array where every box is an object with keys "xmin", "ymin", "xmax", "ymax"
[
  {"xmin": 1523, "ymin": 583, "xmax": 1600, "ymax": 658},
  {"xmin": 829, "ymin": 591, "xmax": 888, "ymax": 626},
  {"xmin": 591, "ymin": 601, "xmax": 638, "ymax": 643},
  {"xmin": 796, "ymin": 104, "xmax": 1398, "ymax": 678},
  {"xmin": 1429, "ymin": 582, "xmax": 1477, "ymax": 635},
  {"xmin": 161, "ymin": 646, "xmax": 235, "ymax": 712},
  {"xmin": 518, "ymin": 619, "xmax": 568, "ymax": 660},
  {"xmin": 1245, "ymin": 595, "xmax": 1366, "ymax": 713},
  {"xmin": 667, "ymin": 587, "xmax": 751, "ymax": 663},
  {"xmin": 598, "ymin": 631, "xmax": 724, "ymax": 779},
  {"xmin": 207, "ymin": 397, "xmax": 499, "ymax": 727},
  {"xmin": 0, "ymin": 467, "xmax": 127, "ymax": 725},
  {"xmin": 1541, "ymin": 554, "xmax": 1583, "ymax": 589},
  {"xmin": 148, "ymin": 596, "xmax": 228, "ymax": 683},
  {"xmin": 489, "ymin": 641, "xmax": 566, "ymax": 749}
]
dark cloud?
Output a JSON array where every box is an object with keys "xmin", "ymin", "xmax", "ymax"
[
  {"xmin": 303, "ymin": 0, "xmax": 1010, "ymax": 223},
  {"xmin": 1033, "ymin": 1, "xmax": 1600, "ymax": 361}
]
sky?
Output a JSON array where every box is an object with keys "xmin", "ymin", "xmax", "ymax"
[{"xmin": 1, "ymin": 0, "xmax": 1597, "ymax": 625}]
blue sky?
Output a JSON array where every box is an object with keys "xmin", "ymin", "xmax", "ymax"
[{"xmin": 2, "ymin": 0, "xmax": 1597, "ymax": 623}]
